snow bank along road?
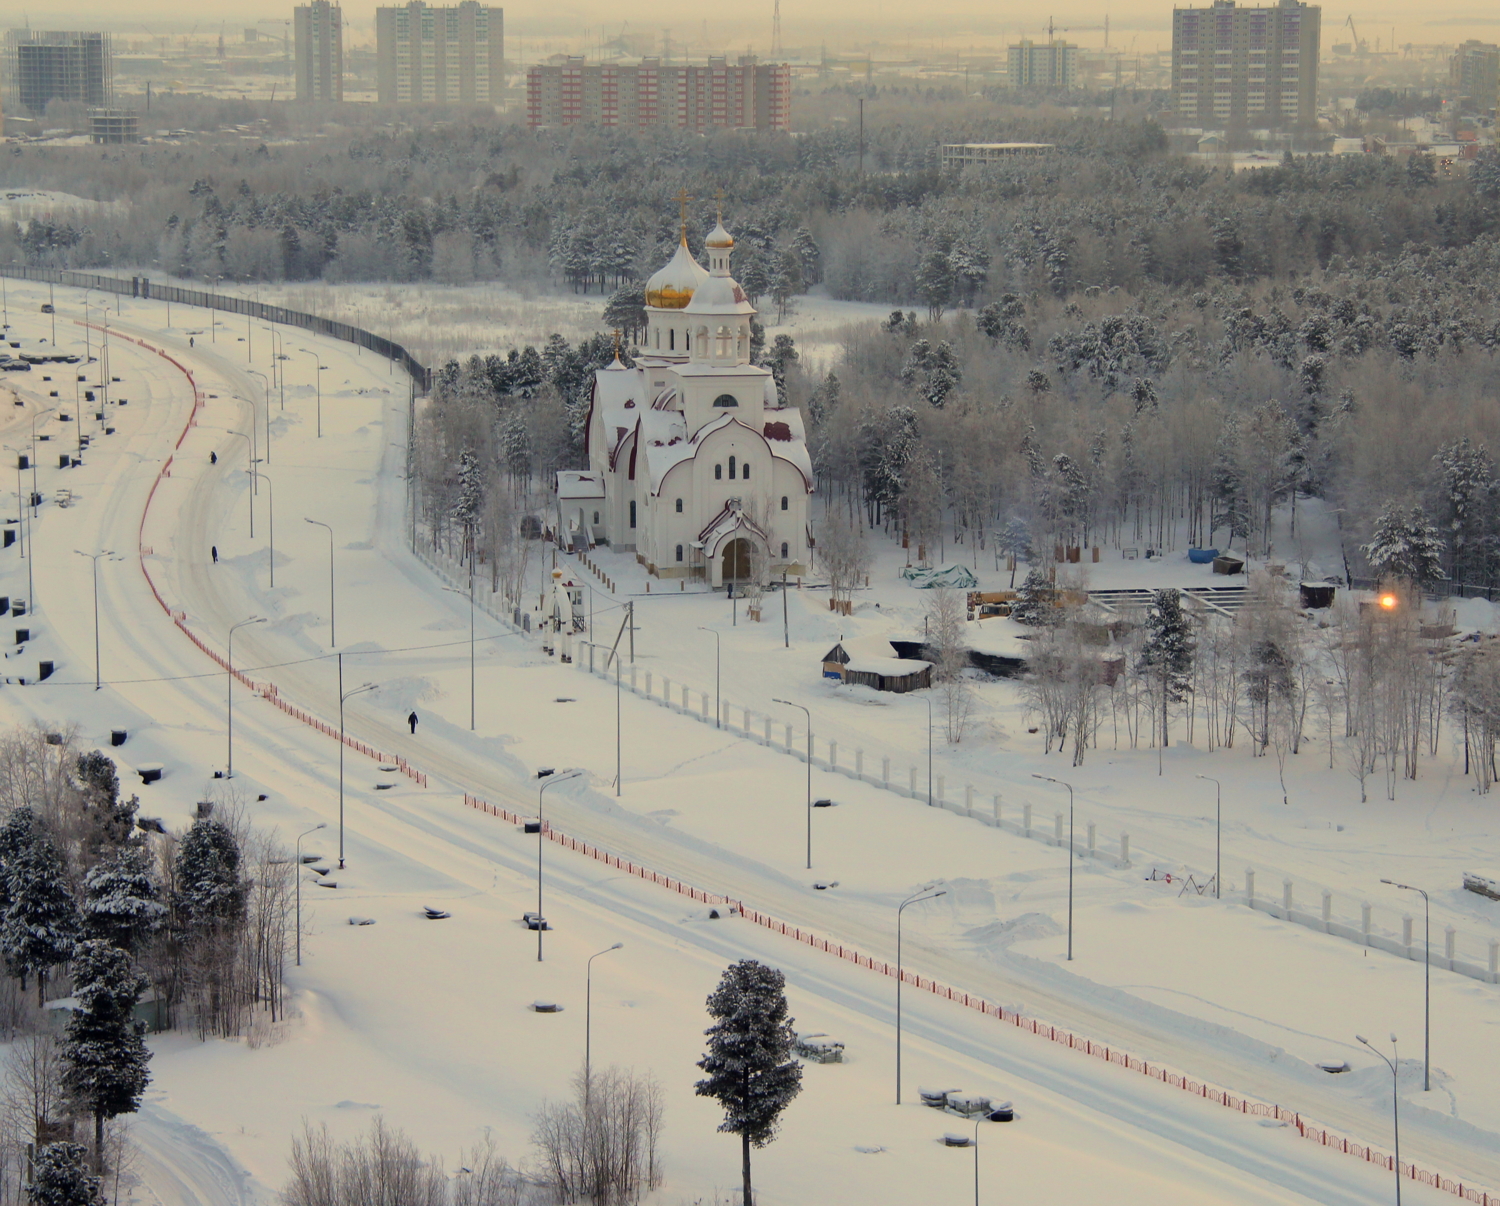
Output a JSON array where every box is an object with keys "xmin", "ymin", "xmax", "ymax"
[{"xmin": 0, "ymin": 282, "xmax": 1488, "ymax": 1203}]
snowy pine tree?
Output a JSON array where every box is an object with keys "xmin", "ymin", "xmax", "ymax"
[
  {"xmin": 1433, "ymin": 438, "xmax": 1497, "ymax": 585},
  {"xmin": 450, "ymin": 451, "xmax": 483, "ymax": 541},
  {"xmin": 1136, "ymin": 588, "xmax": 1195, "ymax": 752},
  {"xmin": 82, "ymin": 846, "xmax": 165, "ymax": 953},
  {"xmin": 1011, "ymin": 569, "xmax": 1057, "ymax": 627},
  {"xmin": 75, "ymin": 752, "xmax": 140, "ymax": 860},
  {"xmin": 997, "ymin": 517, "xmax": 1032, "ymax": 587},
  {"xmin": 1361, "ymin": 502, "xmax": 1446, "ymax": 587},
  {"xmin": 61, "ymin": 940, "xmax": 152, "ymax": 1160},
  {"xmin": 172, "ymin": 817, "xmax": 247, "ymax": 938},
  {"xmin": 28, "ymin": 1142, "xmax": 103, "ymax": 1206},
  {"xmin": 0, "ymin": 811, "xmax": 79, "ymax": 1005},
  {"xmin": 694, "ymin": 959, "xmax": 802, "ymax": 1206}
]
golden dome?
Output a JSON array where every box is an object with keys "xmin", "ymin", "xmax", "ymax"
[
  {"xmin": 705, "ymin": 220, "xmax": 734, "ymax": 249},
  {"xmin": 645, "ymin": 237, "xmax": 709, "ymax": 310}
]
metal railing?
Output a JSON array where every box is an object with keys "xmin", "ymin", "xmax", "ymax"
[{"xmin": 0, "ymin": 266, "xmax": 432, "ymax": 392}]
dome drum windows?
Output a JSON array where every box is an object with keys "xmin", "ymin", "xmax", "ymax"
[
  {"xmin": 712, "ymin": 393, "xmax": 739, "ymax": 407},
  {"xmin": 675, "ymin": 498, "xmax": 683, "ymax": 513}
]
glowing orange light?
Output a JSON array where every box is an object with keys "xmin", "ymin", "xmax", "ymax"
[{"xmin": 1379, "ymin": 594, "xmax": 1399, "ymax": 610}]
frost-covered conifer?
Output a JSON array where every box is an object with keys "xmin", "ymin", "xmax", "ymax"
[
  {"xmin": 1362, "ymin": 503, "xmax": 1446, "ymax": 586},
  {"xmin": 28, "ymin": 1142, "xmax": 103, "ymax": 1206},
  {"xmin": 0, "ymin": 810, "xmax": 79, "ymax": 1004},
  {"xmin": 82, "ymin": 846, "xmax": 165, "ymax": 953},
  {"xmin": 60, "ymin": 939, "xmax": 152, "ymax": 1159},
  {"xmin": 694, "ymin": 959, "xmax": 802, "ymax": 1206}
]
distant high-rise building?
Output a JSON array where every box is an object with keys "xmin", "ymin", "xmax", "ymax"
[
  {"xmin": 525, "ymin": 56, "xmax": 792, "ymax": 131},
  {"xmin": 294, "ymin": 0, "xmax": 343, "ymax": 102},
  {"xmin": 3, "ymin": 30, "xmax": 111, "ymax": 115},
  {"xmin": 1171, "ymin": 0, "xmax": 1320, "ymax": 128},
  {"xmin": 1007, "ymin": 40, "xmax": 1078, "ymax": 89},
  {"xmin": 375, "ymin": 1, "xmax": 504, "ymax": 104},
  {"xmin": 1451, "ymin": 40, "xmax": 1499, "ymax": 109}
]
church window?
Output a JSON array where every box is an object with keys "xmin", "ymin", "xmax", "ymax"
[
  {"xmin": 675, "ymin": 544, "xmax": 684, "ymax": 562},
  {"xmin": 593, "ymin": 511, "xmax": 599, "ymax": 524},
  {"xmin": 737, "ymin": 328, "xmax": 748, "ymax": 358},
  {"xmin": 713, "ymin": 393, "xmax": 738, "ymax": 407},
  {"xmin": 675, "ymin": 498, "xmax": 683, "ymax": 513},
  {"xmin": 714, "ymin": 464, "xmax": 722, "ymax": 480},
  {"xmin": 781, "ymin": 541, "xmax": 789, "ymax": 559},
  {"xmin": 669, "ymin": 328, "xmax": 675, "ymax": 351},
  {"xmin": 728, "ymin": 455, "xmax": 736, "ymax": 479},
  {"xmin": 697, "ymin": 327, "xmax": 709, "ymax": 357},
  {"xmin": 716, "ymin": 325, "xmax": 731, "ymax": 357},
  {"xmin": 654, "ymin": 328, "xmax": 660, "ymax": 349},
  {"xmin": 780, "ymin": 495, "xmax": 788, "ymax": 510},
  {"xmin": 629, "ymin": 500, "xmax": 636, "ymax": 528},
  {"xmin": 742, "ymin": 463, "xmax": 750, "ymax": 481}
]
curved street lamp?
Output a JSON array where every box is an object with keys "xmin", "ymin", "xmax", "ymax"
[
  {"xmin": 1032, "ymin": 774, "xmax": 1076, "ymax": 961},
  {"xmin": 227, "ymin": 616, "xmax": 265, "ymax": 778},
  {"xmin": 537, "ymin": 769, "xmax": 586, "ymax": 961},
  {"xmin": 295, "ymin": 823, "xmax": 327, "ymax": 966},
  {"xmin": 896, "ymin": 885, "xmax": 946, "ymax": 1104},
  {"xmin": 772, "ymin": 698, "xmax": 812, "ymax": 869},
  {"xmin": 586, "ymin": 942, "xmax": 625, "ymax": 1097},
  {"xmin": 1357, "ymin": 1033, "xmax": 1402, "ymax": 1206}
]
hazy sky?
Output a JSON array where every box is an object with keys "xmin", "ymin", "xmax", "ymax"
[{"xmin": 6, "ymin": 0, "xmax": 1498, "ymax": 56}]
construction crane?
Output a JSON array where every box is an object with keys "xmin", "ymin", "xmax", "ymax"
[
  {"xmin": 257, "ymin": 18, "xmax": 293, "ymax": 77},
  {"xmin": 1045, "ymin": 15, "xmax": 1111, "ymax": 46},
  {"xmin": 1343, "ymin": 15, "xmax": 1369, "ymax": 56}
]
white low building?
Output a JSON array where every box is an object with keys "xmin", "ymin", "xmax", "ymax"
[{"xmin": 557, "ymin": 214, "xmax": 814, "ymax": 587}]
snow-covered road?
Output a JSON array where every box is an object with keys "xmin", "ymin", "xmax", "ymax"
[{"xmin": 0, "ymin": 280, "xmax": 1488, "ymax": 1204}]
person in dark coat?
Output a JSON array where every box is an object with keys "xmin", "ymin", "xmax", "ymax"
[
  {"xmin": 211, "ymin": 546, "xmax": 218, "ymax": 564},
  {"xmin": 210, "ymin": 450, "xmax": 217, "ymax": 464},
  {"xmin": 408, "ymin": 711, "xmax": 418, "ymax": 734}
]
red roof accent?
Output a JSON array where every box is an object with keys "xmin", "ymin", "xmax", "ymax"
[{"xmin": 764, "ymin": 421, "xmax": 792, "ymax": 441}]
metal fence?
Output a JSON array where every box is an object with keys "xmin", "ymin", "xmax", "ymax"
[{"xmin": 0, "ymin": 266, "xmax": 432, "ymax": 393}]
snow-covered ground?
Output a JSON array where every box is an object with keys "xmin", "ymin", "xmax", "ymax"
[
  {"xmin": 0, "ymin": 280, "xmax": 1491, "ymax": 1204},
  {"xmin": 134, "ymin": 274, "xmax": 896, "ymax": 373}
]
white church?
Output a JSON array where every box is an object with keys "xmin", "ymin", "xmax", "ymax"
[{"xmin": 556, "ymin": 213, "xmax": 814, "ymax": 588}]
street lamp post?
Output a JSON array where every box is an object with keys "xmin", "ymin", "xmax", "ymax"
[
  {"xmin": 1357, "ymin": 1034, "xmax": 1402, "ymax": 1206},
  {"xmin": 73, "ymin": 550, "xmax": 120, "ymax": 689},
  {"xmin": 305, "ymin": 518, "xmax": 336, "ymax": 646},
  {"xmin": 295, "ymin": 823, "xmax": 326, "ymax": 966},
  {"xmin": 1196, "ymin": 774, "xmax": 1222, "ymax": 899},
  {"xmin": 772, "ymin": 698, "xmax": 812, "ymax": 869},
  {"xmin": 586, "ymin": 942, "xmax": 625, "ymax": 1097},
  {"xmin": 299, "ymin": 349, "xmax": 323, "ymax": 437},
  {"xmin": 699, "ymin": 627, "xmax": 720, "ymax": 728},
  {"xmin": 537, "ymin": 770, "xmax": 585, "ymax": 962},
  {"xmin": 227, "ymin": 616, "xmax": 265, "ymax": 777},
  {"xmin": 223, "ymin": 430, "xmax": 255, "ymax": 536},
  {"xmin": 248, "ymin": 469, "xmax": 275, "ymax": 587},
  {"xmin": 247, "ymin": 369, "xmax": 271, "ymax": 464},
  {"xmin": 4, "ymin": 448, "xmax": 32, "ymax": 613},
  {"xmin": 1032, "ymin": 774, "xmax": 1076, "ymax": 961},
  {"xmin": 337, "ymin": 653, "xmax": 377, "ymax": 871},
  {"xmin": 1382, "ymin": 879, "xmax": 1430, "ymax": 1092},
  {"xmin": 896, "ymin": 886, "xmax": 946, "ymax": 1104}
]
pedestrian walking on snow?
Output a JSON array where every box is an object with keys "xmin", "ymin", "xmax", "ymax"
[
  {"xmin": 210, "ymin": 450, "xmax": 217, "ymax": 465},
  {"xmin": 408, "ymin": 711, "xmax": 418, "ymax": 734},
  {"xmin": 189, "ymin": 336, "xmax": 195, "ymax": 348},
  {"xmin": 211, "ymin": 546, "xmax": 218, "ymax": 564}
]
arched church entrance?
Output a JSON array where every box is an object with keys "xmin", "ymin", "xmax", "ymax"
[{"xmin": 721, "ymin": 538, "xmax": 753, "ymax": 583}]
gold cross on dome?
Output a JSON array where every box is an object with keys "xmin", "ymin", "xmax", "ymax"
[
  {"xmin": 674, "ymin": 187, "xmax": 694, "ymax": 239},
  {"xmin": 612, "ymin": 328, "xmax": 622, "ymax": 358},
  {"xmin": 713, "ymin": 186, "xmax": 726, "ymax": 223}
]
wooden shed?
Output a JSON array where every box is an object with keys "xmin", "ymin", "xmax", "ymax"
[{"xmin": 822, "ymin": 644, "xmax": 933, "ymax": 693}]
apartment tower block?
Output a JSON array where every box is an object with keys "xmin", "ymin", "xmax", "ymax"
[
  {"xmin": 294, "ymin": 0, "xmax": 344, "ymax": 102},
  {"xmin": 526, "ymin": 56, "xmax": 791, "ymax": 131},
  {"xmin": 375, "ymin": 1, "xmax": 504, "ymax": 104},
  {"xmin": 1172, "ymin": 0, "xmax": 1321, "ymax": 128}
]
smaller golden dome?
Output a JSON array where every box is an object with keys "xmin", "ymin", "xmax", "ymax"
[{"xmin": 705, "ymin": 221, "xmax": 734, "ymax": 249}]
